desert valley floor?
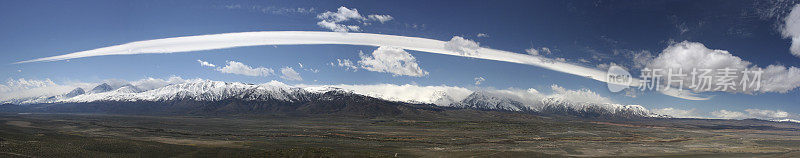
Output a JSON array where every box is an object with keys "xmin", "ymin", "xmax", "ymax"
[{"xmin": 1, "ymin": 111, "xmax": 799, "ymax": 157}]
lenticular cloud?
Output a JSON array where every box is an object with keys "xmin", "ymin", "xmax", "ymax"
[
  {"xmin": 14, "ymin": 31, "xmax": 606, "ymax": 82},
  {"xmin": 15, "ymin": 31, "xmax": 706, "ymax": 100}
]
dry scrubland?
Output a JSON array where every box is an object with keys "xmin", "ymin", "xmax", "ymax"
[{"xmin": 1, "ymin": 111, "xmax": 799, "ymax": 157}]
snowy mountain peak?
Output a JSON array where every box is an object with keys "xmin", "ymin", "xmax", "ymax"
[
  {"xmin": 302, "ymin": 86, "xmax": 347, "ymax": 93},
  {"xmin": 90, "ymin": 83, "xmax": 113, "ymax": 93},
  {"xmin": 60, "ymin": 79, "xmax": 319, "ymax": 103},
  {"xmin": 65, "ymin": 88, "xmax": 85, "ymax": 98},
  {"xmin": 455, "ymin": 91, "xmax": 528, "ymax": 111},
  {"xmin": 115, "ymin": 84, "xmax": 142, "ymax": 93}
]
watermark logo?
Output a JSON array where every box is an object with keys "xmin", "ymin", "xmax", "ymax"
[
  {"xmin": 606, "ymin": 66, "xmax": 763, "ymax": 93},
  {"xmin": 607, "ymin": 65, "xmax": 631, "ymax": 92}
]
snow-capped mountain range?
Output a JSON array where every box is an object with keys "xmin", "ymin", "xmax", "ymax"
[
  {"xmin": 1, "ymin": 79, "xmax": 655, "ymax": 118},
  {"xmin": 64, "ymin": 80, "xmax": 309, "ymax": 103}
]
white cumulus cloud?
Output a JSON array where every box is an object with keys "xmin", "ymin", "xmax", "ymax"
[
  {"xmin": 0, "ymin": 78, "xmax": 78, "ymax": 100},
  {"xmin": 549, "ymin": 84, "xmax": 614, "ymax": 105},
  {"xmin": 216, "ymin": 61, "xmax": 274, "ymax": 77},
  {"xmin": 0, "ymin": 78, "xmax": 57, "ymax": 91},
  {"xmin": 444, "ymin": 36, "xmax": 480, "ymax": 56},
  {"xmin": 358, "ymin": 46, "xmax": 428, "ymax": 77},
  {"xmin": 280, "ymin": 67, "xmax": 303, "ymax": 81},
  {"xmin": 316, "ymin": 6, "xmax": 365, "ymax": 32},
  {"xmin": 332, "ymin": 59, "xmax": 358, "ymax": 71},
  {"xmin": 317, "ymin": 20, "xmax": 360, "ymax": 32},
  {"xmin": 646, "ymin": 41, "xmax": 800, "ymax": 94},
  {"xmin": 652, "ymin": 107, "xmax": 797, "ymax": 121},
  {"xmin": 744, "ymin": 109, "xmax": 790, "ymax": 119},
  {"xmin": 316, "ymin": 6, "xmax": 393, "ymax": 32},
  {"xmin": 760, "ymin": 65, "xmax": 800, "ymax": 93},
  {"xmin": 197, "ymin": 59, "xmax": 216, "ymax": 67},
  {"xmin": 317, "ymin": 6, "xmax": 364, "ymax": 22},
  {"xmin": 368, "ymin": 14, "xmax": 393, "ymax": 23},
  {"xmin": 782, "ymin": 4, "xmax": 800, "ymax": 58},
  {"xmin": 711, "ymin": 108, "xmax": 792, "ymax": 120},
  {"xmin": 711, "ymin": 110, "xmax": 747, "ymax": 119},
  {"xmin": 129, "ymin": 76, "xmax": 187, "ymax": 91},
  {"xmin": 652, "ymin": 108, "xmax": 701, "ymax": 118}
]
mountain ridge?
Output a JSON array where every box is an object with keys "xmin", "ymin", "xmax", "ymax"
[{"xmin": 1, "ymin": 79, "xmax": 655, "ymax": 118}]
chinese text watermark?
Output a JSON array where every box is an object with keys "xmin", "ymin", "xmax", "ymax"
[{"xmin": 607, "ymin": 66, "xmax": 762, "ymax": 92}]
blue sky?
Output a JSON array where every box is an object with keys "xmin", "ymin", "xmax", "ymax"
[{"xmin": 1, "ymin": 0, "xmax": 799, "ymax": 119}]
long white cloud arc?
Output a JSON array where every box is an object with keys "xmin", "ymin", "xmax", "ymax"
[{"xmin": 15, "ymin": 31, "xmax": 708, "ymax": 100}]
